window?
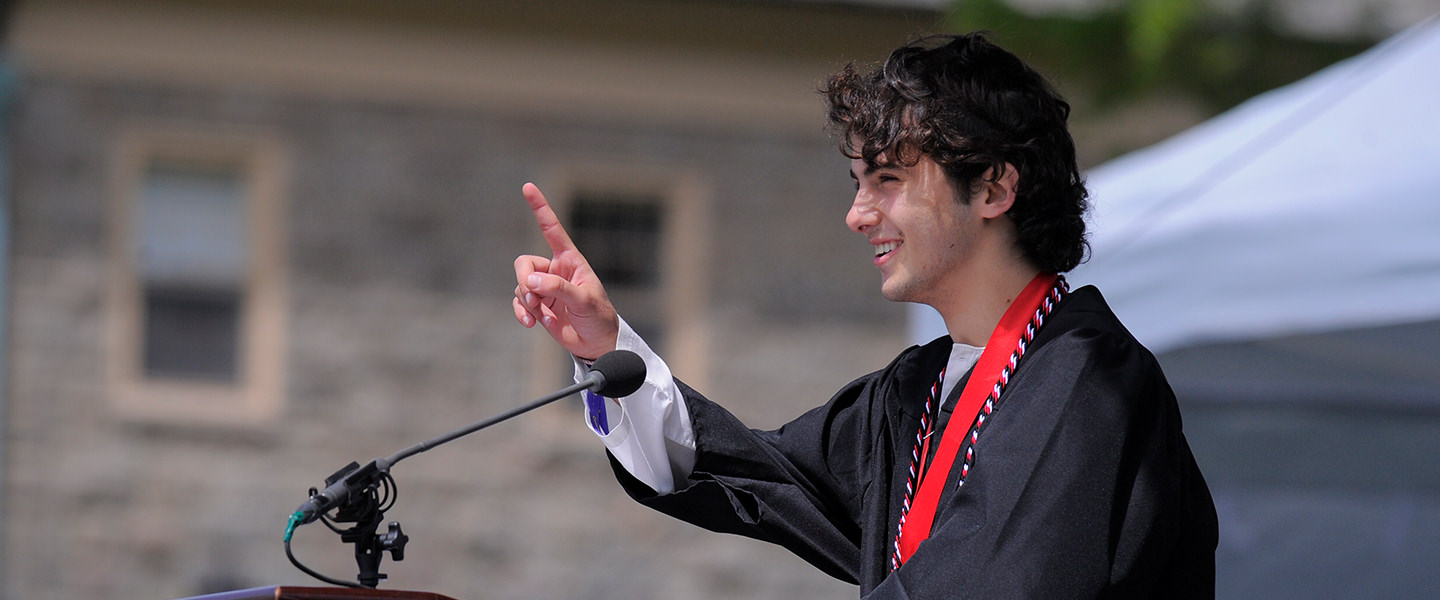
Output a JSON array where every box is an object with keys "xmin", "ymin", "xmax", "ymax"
[
  {"xmin": 569, "ymin": 193, "xmax": 667, "ymax": 352},
  {"xmin": 138, "ymin": 164, "xmax": 247, "ymax": 382},
  {"xmin": 108, "ymin": 130, "xmax": 287, "ymax": 426},
  {"xmin": 523, "ymin": 169, "xmax": 712, "ymax": 412}
]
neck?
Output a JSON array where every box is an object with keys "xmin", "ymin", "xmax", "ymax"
[{"xmin": 934, "ymin": 262, "xmax": 1042, "ymax": 347}]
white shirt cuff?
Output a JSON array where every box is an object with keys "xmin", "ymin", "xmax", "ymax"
[{"xmin": 574, "ymin": 316, "xmax": 695, "ymax": 493}]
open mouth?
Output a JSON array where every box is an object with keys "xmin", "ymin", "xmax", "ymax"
[{"xmin": 874, "ymin": 241, "xmax": 900, "ymax": 258}]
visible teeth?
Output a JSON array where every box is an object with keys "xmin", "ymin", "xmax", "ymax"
[{"xmin": 875, "ymin": 241, "xmax": 900, "ymax": 257}]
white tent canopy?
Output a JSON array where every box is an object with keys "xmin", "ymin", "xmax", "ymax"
[
  {"xmin": 1071, "ymin": 15, "xmax": 1440, "ymax": 353},
  {"xmin": 912, "ymin": 16, "xmax": 1440, "ymax": 357}
]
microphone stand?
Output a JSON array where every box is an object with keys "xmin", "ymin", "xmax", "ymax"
[{"xmin": 286, "ymin": 378, "xmax": 600, "ymax": 588}]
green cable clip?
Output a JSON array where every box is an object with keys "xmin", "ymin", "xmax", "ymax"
[{"xmin": 284, "ymin": 511, "xmax": 305, "ymax": 543}]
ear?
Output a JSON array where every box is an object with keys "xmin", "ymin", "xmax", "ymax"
[{"xmin": 973, "ymin": 164, "xmax": 1019, "ymax": 219}]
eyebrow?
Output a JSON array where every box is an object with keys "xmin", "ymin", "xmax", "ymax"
[
  {"xmin": 852, "ymin": 162, "xmax": 902, "ymax": 183},
  {"xmin": 850, "ymin": 161, "xmax": 890, "ymax": 180}
]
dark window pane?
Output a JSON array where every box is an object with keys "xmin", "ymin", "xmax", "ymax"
[
  {"xmin": 142, "ymin": 286, "xmax": 241, "ymax": 382},
  {"xmin": 568, "ymin": 193, "xmax": 667, "ymax": 359},
  {"xmin": 570, "ymin": 197, "xmax": 663, "ymax": 287}
]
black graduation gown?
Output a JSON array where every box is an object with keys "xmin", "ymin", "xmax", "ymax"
[{"xmin": 610, "ymin": 286, "xmax": 1218, "ymax": 598}]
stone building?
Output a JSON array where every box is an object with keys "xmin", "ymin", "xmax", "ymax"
[{"xmin": 0, "ymin": 1, "xmax": 945, "ymax": 598}]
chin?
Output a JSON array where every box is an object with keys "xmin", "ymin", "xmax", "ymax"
[{"xmin": 879, "ymin": 280, "xmax": 917, "ymax": 304}]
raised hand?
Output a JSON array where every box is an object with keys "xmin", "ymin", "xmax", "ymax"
[{"xmin": 512, "ymin": 183, "xmax": 620, "ymax": 360}]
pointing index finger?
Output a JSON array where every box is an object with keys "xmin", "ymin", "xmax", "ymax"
[{"xmin": 523, "ymin": 182, "xmax": 577, "ymax": 254}]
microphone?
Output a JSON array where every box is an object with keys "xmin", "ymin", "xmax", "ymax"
[
  {"xmin": 290, "ymin": 349, "xmax": 647, "ymax": 525},
  {"xmin": 584, "ymin": 349, "xmax": 647, "ymax": 397}
]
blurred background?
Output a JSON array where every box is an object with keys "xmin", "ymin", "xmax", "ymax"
[{"xmin": 0, "ymin": 0, "xmax": 1435, "ymax": 599}]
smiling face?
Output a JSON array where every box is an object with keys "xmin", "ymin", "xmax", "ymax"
[{"xmin": 846, "ymin": 155, "xmax": 984, "ymax": 308}]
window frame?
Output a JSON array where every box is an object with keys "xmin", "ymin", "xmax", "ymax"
[{"xmin": 106, "ymin": 126, "xmax": 288, "ymax": 426}]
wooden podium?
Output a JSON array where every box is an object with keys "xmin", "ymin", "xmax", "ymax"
[{"xmin": 175, "ymin": 586, "xmax": 460, "ymax": 600}]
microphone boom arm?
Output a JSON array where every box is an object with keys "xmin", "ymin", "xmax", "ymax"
[
  {"xmin": 284, "ymin": 351, "xmax": 643, "ymax": 588},
  {"xmin": 385, "ymin": 376, "xmax": 598, "ymax": 465}
]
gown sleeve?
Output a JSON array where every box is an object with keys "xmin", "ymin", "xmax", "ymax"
[{"xmin": 608, "ymin": 367, "xmax": 898, "ymax": 584}]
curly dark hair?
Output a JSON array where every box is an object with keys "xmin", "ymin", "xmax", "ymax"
[{"xmin": 821, "ymin": 32, "xmax": 1089, "ymax": 273}]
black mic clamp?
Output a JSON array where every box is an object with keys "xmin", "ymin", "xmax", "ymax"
[{"xmin": 294, "ymin": 458, "xmax": 394, "ymax": 526}]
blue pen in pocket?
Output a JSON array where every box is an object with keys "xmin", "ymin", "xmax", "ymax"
[{"xmin": 584, "ymin": 390, "xmax": 610, "ymax": 435}]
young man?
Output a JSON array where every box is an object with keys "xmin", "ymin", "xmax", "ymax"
[{"xmin": 513, "ymin": 33, "xmax": 1217, "ymax": 598}]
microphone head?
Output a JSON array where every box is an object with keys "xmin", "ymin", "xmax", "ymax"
[{"xmin": 590, "ymin": 350, "xmax": 647, "ymax": 397}]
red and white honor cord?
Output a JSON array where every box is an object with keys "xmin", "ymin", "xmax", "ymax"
[
  {"xmin": 891, "ymin": 368, "xmax": 945, "ymax": 572},
  {"xmin": 889, "ymin": 277, "xmax": 1068, "ymax": 572}
]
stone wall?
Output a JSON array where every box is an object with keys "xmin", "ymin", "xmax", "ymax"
[{"xmin": 3, "ymin": 65, "xmax": 907, "ymax": 600}]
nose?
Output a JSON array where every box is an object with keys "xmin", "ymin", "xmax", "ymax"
[{"xmin": 847, "ymin": 190, "xmax": 879, "ymax": 233}]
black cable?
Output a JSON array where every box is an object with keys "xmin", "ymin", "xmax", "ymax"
[
  {"xmin": 284, "ymin": 536, "xmax": 363, "ymax": 589},
  {"xmin": 377, "ymin": 472, "xmax": 397, "ymax": 513}
]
